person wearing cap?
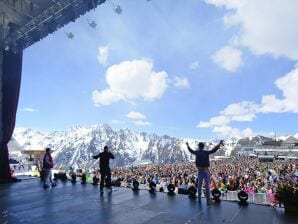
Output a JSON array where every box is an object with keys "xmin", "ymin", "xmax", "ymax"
[
  {"xmin": 93, "ymin": 146, "xmax": 115, "ymax": 193},
  {"xmin": 42, "ymin": 147, "xmax": 56, "ymax": 189},
  {"xmin": 186, "ymin": 140, "xmax": 224, "ymax": 204}
]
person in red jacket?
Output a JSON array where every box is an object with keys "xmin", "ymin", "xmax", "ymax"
[{"xmin": 43, "ymin": 147, "xmax": 56, "ymax": 189}]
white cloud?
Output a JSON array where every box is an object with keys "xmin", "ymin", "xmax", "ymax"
[
  {"xmin": 21, "ymin": 107, "xmax": 38, "ymax": 112},
  {"xmin": 212, "ymin": 125, "xmax": 254, "ymax": 139},
  {"xmin": 197, "ymin": 66, "xmax": 298, "ymax": 138},
  {"xmin": 134, "ymin": 120, "xmax": 151, "ymax": 126},
  {"xmin": 260, "ymin": 95, "xmax": 286, "ymax": 113},
  {"xmin": 97, "ymin": 45, "xmax": 109, "ymax": 66},
  {"xmin": 198, "ymin": 101, "xmax": 258, "ymax": 128},
  {"xmin": 206, "ymin": 0, "xmax": 298, "ymax": 60},
  {"xmin": 126, "ymin": 111, "xmax": 146, "ymax": 120},
  {"xmin": 211, "ymin": 46, "xmax": 243, "ymax": 72},
  {"xmin": 197, "ymin": 121, "xmax": 212, "ymax": 128},
  {"xmin": 92, "ymin": 60, "xmax": 169, "ymax": 106},
  {"xmin": 173, "ymin": 76, "xmax": 190, "ymax": 89},
  {"xmin": 260, "ymin": 67, "xmax": 298, "ymax": 113},
  {"xmin": 189, "ymin": 61, "xmax": 199, "ymax": 70},
  {"xmin": 221, "ymin": 101, "xmax": 258, "ymax": 121},
  {"xmin": 92, "ymin": 89, "xmax": 123, "ymax": 106},
  {"xmin": 110, "ymin": 120, "xmax": 125, "ymax": 124}
]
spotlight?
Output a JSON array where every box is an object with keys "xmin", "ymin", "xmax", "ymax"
[
  {"xmin": 188, "ymin": 186, "xmax": 197, "ymax": 198},
  {"xmin": 167, "ymin": 184, "xmax": 176, "ymax": 196},
  {"xmin": 81, "ymin": 173, "xmax": 87, "ymax": 184},
  {"xmin": 71, "ymin": 172, "xmax": 77, "ymax": 183},
  {"xmin": 111, "ymin": 179, "xmax": 121, "ymax": 187},
  {"xmin": 88, "ymin": 20, "xmax": 97, "ymax": 28},
  {"xmin": 211, "ymin": 188, "xmax": 221, "ymax": 203},
  {"xmin": 60, "ymin": 173, "xmax": 67, "ymax": 182},
  {"xmin": 65, "ymin": 32, "xmax": 74, "ymax": 39},
  {"xmin": 132, "ymin": 180, "xmax": 139, "ymax": 191},
  {"xmin": 93, "ymin": 175, "xmax": 99, "ymax": 185},
  {"xmin": 238, "ymin": 190, "xmax": 249, "ymax": 205},
  {"xmin": 149, "ymin": 181, "xmax": 156, "ymax": 194},
  {"xmin": 113, "ymin": 5, "xmax": 122, "ymax": 14}
]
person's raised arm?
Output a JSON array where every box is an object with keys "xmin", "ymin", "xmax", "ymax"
[
  {"xmin": 208, "ymin": 140, "xmax": 224, "ymax": 155},
  {"xmin": 109, "ymin": 151, "xmax": 115, "ymax": 159},
  {"xmin": 93, "ymin": 153, "xmax": 100, "ymax": 159},
  {"xmin": 186, "ymin": 142, "xmax": 196, "ymax": 154}
]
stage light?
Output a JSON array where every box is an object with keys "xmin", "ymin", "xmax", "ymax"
[
  {"xmin": 88, "ymin": 20, "xmax": 97, "ymax": 28},
  {"xmin": 167, "ymin": 183, "xmax": 176, "ymax": 196},
  {"xmin": 81, "ymin": 173, "xmax": 87, "ymax": 184},
  {"xmin": 93, "ymin": 175, "xmax": 99, "ymax": 185},
  {"xmin": 188, "ymin": 186, "xmax": 197, "ymax": 198},
  {"xmin": 61, "ymin": 173, "xmax": 67, "ymax": 182},
  {"xmin": 238, "ymin": 190, "xmax": 249, "ymax": 205},
  {"xmin": 71, "ymin": 172, "xmax": 77, "ymax": 183},
  {"xmin": 211, "ymin": 188, "xmax": 221, "ymax": 203},
  {"xmin": 149, "ymin": 181, "xmax": 156, "ymax": 194},
  {"xmin": 65, "ymin": 32, "xmax": 74, "ymax": 39},
  {"xmin": 132, "ymin": 180, "xmax": 139, "ymax": 191},
  {"xmin": 113, "ymin": 5, "xmax": 122, "ymax": 14},
  {"xmin": 159, "ymin": 187, "xmax": 164, "ymax": 192}
]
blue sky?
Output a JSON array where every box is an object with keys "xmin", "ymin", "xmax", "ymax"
[{"xmin": 16, "ymin": 0, "xmax": 298, "ymax": 139}]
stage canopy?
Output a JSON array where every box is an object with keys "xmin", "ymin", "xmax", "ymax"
[{"xmin": 0, "ymin": 0, "xmax": 106, "ymax": 52}]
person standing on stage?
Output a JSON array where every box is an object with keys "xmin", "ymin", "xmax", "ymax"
[
  {"xmin": 93, "ymin": 145, "xmax": 115, "ymax": 193},
  {"xmin": 186, "ymin": 140, "xmax": 224, "ymax": 204},
  {"xmin": 42, "ymin": 147, "xmax": 56, "ymax": 189}
]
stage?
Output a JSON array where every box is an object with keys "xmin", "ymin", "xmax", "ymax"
[{"xmin": 0, "ymin": 178, "xmax": 297, "ymax": 224}]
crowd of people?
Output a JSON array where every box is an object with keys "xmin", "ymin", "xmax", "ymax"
[{"xmin": 111, "ymin": 156, "xmax": 297, "ymax": 204}]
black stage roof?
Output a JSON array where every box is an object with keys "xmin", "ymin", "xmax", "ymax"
[
  {"xmin": 0, "ymin": 0, "xmax": 106, "ymax": 52},
  {"xmin": 0, "ymin": 178, "xmax": 297, "ymax": 224}
]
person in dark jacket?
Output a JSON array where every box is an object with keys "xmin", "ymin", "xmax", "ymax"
[
  {"xmin": 186, "ymin": 140, "xmax": 224, "ymax": 204},
  {"xmin": 93, "ymin": 146, "xmax": 115, "ymax": 193}
]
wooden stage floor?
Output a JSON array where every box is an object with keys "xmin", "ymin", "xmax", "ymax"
[{"xmin": 0, "ymin": 178, "xmax": 297, "ymax": 224}]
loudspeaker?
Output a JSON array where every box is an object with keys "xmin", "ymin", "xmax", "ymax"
[
  {"xmin": 178, "ymin": 188, "xmax": 189, "ymax": 195},
  {"xmin": 54, "ymin": 172, "xmax": 67, "ymax": 181},
  {"xmin": 111, "ymin": 179, "xmax": 121, "ymax": 187}
]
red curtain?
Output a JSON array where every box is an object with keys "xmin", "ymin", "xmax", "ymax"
[{"xmin": 0, "ymin": 50, "xmax": 22, "ymax": 180}]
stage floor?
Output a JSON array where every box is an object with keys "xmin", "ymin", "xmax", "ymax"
[{"xmin": 0, "ymin": 178, "xmax": 297, "ymax": 224}]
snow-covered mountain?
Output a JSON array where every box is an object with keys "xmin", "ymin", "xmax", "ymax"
[{"xmin": 11, "ymin": 124, "xmax": 229, "ymax": 169}]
